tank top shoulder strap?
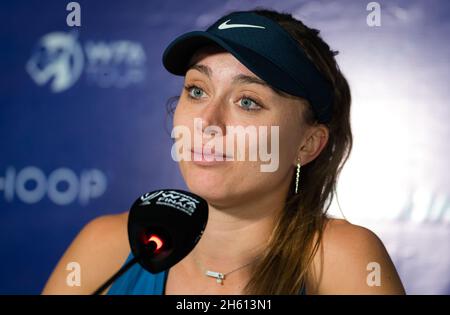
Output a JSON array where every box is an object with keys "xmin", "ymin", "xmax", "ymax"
[{"xmin": 107, "ymin": 252, "xmax": 168, "ymax": 295}]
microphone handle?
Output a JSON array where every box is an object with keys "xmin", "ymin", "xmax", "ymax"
[{"xmin": 92, "ymin": 255, "xmax": 139, "ymax": 295}]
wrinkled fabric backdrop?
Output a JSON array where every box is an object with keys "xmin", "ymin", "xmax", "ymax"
[{"xmin": 1, "ymin": 0, "xmax": 449, "ymax": 294}]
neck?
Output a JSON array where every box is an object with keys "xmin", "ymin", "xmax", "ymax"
[{"xmin": 186, "ymin": 183, "xmax": 289, "ymax": 273}]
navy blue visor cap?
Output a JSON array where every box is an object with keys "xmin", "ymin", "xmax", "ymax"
[{"xmin": 162, "ymin": 11, "xmax": 333, "ymax": 123}]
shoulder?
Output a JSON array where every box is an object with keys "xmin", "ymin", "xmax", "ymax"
[
  {"xmin": 42, "ymin": 211, "xmax": 130, "ymax": 294},
  {"xmin": 306, "ymin": 218, "xmax": 405, "ymax": 294},
  {"xmin": 81, "ymin": 211, "xmax": 129, "ymax": 242}
]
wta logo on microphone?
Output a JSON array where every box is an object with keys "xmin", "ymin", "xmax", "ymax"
[{"xmin": 140, "ymin": 190, "xmax": 199, "ymax": 216}]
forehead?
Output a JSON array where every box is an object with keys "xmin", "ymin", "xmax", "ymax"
[{"xmin": 187, "ymin": 45, "xmax": 256, "ymax": 77}]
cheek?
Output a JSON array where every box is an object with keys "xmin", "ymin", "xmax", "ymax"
[
  {"xmin": 264, "ymin": 113, "xmax": 301, "ymax": 157},
  {"xmin": 279, "ymin": 113, "xmax": 303, "ymax": 155},
  {"xmin": 279, "ymin": 128, "xmax": 299, "ymax": 160},
  {"xmin": 173, "ymin": 103, "xmax": 195, "ymax": 138},
  {"xmin": 173, "ymin": 102, "xmax": 184, "ymax": 127}
]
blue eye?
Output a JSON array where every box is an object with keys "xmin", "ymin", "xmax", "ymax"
[
  {"xmin": 184, "ymin": 85, "xmax": 262, "ymax": 111},
  {"xmin": 239, "ymin": 97, "xmax": 261, "ymax": 111},
  {"xmin": 185, "ymin": 85, "xmax": 205, "ymax": 99}
]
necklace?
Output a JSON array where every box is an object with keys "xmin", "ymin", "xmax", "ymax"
[{"xmin": 193, "ymin": 255, "xmax": 260, "ymax": 285}]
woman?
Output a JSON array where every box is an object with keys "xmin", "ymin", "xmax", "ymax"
[{"xmin": 42, "ymin": 9, "xmax": 405, "ymax": 295}]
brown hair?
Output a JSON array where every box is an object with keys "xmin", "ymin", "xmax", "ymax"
[{"xmin": 239, "ymin": 8, "xmax": 353, "ymax": 294}]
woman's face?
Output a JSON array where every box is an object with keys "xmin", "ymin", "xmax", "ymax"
[{"xmin": 173, "ymin": 46, "xmax": 309, "ymax": 207}]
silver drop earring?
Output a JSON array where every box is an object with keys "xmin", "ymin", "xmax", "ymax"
[{"xmin": 295, "ymin": 159, "xmax": 301, "ymax": 194}]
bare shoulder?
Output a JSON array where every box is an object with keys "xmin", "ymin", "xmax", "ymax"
[
  {"xmin": 306, "ymin": 217, "xmax": 405, "ymax": 295},
  {"xmin": 42, "ymin": 211, "xmax": 130, "ymax": 294}
]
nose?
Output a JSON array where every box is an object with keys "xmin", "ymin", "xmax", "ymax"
[{"xmin": 195, "ymin": 97, "xmax": 227, "ymax": 137}]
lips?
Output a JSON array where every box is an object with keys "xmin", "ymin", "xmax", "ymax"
[{"xmin": 191, "ymin": 147, "xmax": 230, "ymax": 160}]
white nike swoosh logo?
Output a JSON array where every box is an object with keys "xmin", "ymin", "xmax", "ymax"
[{"xmin": 218, "ymin": 19, "xmax": 266, "ymax": 30}]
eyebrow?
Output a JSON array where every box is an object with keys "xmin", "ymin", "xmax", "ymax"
[{"xmin": 187, "ymin": 63, "xmax": 286, "ymax": 96}]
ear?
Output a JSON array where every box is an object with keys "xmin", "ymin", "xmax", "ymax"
[{"xmin": 295, "ymin": 124, "xmax": 329, "ymax": 166}]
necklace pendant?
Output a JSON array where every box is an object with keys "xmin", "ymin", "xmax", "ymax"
[{"xmin": 206, "ymin": 270, "xmax": 225, "ymax": 285}]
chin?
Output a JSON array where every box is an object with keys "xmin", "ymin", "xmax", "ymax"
[
  {"xmin": 190, "ymin": 188, "xmax": 228, "ymax": 207},
  {"xmin": 180, "ymin": 169, "xmax": 227, "ymax": 204}
]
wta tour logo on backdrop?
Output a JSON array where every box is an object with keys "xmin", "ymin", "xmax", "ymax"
[{"xmin": 26, "ymin": 31, "xmax": 147, "ymax": 93}]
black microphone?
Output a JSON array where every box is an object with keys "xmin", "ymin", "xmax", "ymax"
[{"xmin": 92, "ymin": 189, "xmax": 208, "ymax": 295}]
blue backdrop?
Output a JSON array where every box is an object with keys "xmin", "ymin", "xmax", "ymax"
[{"xmin": 1, "ymin": 0, "xmax": 449, "ymax": 294}]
